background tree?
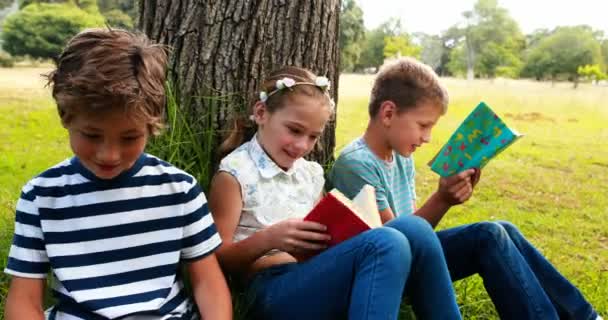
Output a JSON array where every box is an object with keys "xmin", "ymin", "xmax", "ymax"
[
  {"xmin": 383, "ymin": 32, "xmax": 420, "ymax": 60},
  {"xmin": 416, "ymin": 32, "xmax": 444, "ymax": 72},
  {"xmin": 522, "ymin": 26, "xmax": 603, "ymax": 87},
  {"xmin": 449, "ymin": 0, "xmax": 524, "ymax": 79},
  {"xmin": 139, "ymin": 1, "xmax": 340, "ymax": 175},
  {"xmin": 2, "ymin": 2, "xmax": 103, "ymax": 60},
  {"xmin": 339, "ymin": 0, "xmax": 365, "ymax": 72},
  {"xmin": 358, "ymin": 18, "xmax": 405, "ymax": 70}
]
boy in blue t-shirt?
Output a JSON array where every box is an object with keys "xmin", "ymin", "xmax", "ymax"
[
  {"xmin": 4, "ymin": 28, "xmax": 232, "ymax": 320},
  {"xmin": 329, "ymin": 57, "xmax": 601, "ymax": 320}
]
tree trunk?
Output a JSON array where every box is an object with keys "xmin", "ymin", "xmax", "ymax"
[{"xmin": 139, "ymin": 0, "xmax": 340, "ymax": 170}]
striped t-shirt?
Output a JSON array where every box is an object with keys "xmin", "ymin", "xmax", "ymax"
[
  {"xmin": 5, "ymin": 153, "xmax": 222, "ymax": 320},
  {"xmin": 328, "ymin": 137, "xmax": 417, "ymax": 216}
]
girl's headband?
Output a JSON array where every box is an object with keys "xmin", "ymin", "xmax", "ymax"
[{"xmin": 259, "ymin": 76, "xmax": 331, "ymax": 103}]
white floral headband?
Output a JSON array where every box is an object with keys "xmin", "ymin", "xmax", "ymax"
[{"xmin": 259, "ymin": 76, "xmax": 331, "ymax": 103}]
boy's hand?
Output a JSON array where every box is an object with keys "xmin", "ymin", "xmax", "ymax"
[
  {"xmin": 266, "ymin": 218, "xmax": 331, "ymax": 253},
  {"xmin": 437, "ymin": 169, "xmax": 478, "ymax": 206}
]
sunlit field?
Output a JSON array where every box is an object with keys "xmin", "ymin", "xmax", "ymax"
[{"xmin": 1, "ymin": 68, "xmax": 606, "ymax": 319}]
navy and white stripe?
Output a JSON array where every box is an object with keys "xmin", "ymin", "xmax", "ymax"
[{"xmin": 5, "ymin": 154, "xmax": 221, "ymax": 319}]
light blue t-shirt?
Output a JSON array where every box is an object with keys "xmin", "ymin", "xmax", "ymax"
[{"xmin": 329, "ymin": 137, "xmax": 417, "ymax": 216}]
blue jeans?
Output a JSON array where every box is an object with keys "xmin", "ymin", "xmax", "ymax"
[
  {"xmin": 248, "ymin": 215, "xmax": 461, "ymax": 320},
  {"xmin": 385, "ymin": 214, "xmax": 462, "ymax": 319},
  {"xmin": 437, "ymin": 220, "xmax": 598, "ymax": 320}
]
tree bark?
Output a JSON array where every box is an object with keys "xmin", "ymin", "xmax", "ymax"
[{"xmin": 139, "ymin": 0, "xmax": 340, "ymax": 169}]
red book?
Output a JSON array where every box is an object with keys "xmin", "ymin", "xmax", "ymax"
[{"xmin": 295, "ymin": 185, "xmax": 381, "ymax": 261}]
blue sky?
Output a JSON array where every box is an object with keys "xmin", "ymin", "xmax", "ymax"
[{"xmin": 357, "ymin": 0, "xmax": 608, "ymax": 35}]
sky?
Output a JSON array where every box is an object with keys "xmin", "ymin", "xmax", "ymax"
[{"xmin": 357, "ymin": 0, "xmax": 608, "ymax": 35}]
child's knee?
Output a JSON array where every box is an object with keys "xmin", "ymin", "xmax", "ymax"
[
  {"xmin": 475, "ymin": 221, "xmax": 511, "ymax": 248},
  {"xmin": 367, "ymin": 227, "xmax": 412, "ymax": 263},
  {"xmin": 390, "ymin": 215, "xmax": 439, "ymax": 250}
]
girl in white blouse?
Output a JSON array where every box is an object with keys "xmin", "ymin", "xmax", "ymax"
[{"xmin": 209, "ymin": 66, "xmax": 419, "ymax": 320}]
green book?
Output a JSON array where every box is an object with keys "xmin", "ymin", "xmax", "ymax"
[{"xmin": 428, "ymin": 102, "xmax": 523, "ymax": 177}]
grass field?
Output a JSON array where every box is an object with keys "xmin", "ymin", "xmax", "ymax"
[{"xmin": 1, "ymin": 68, "xmax": 606, "ymax": 318}]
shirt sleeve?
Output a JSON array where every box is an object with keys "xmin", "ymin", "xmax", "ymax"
[
  {"xmin": 407, "ymin": 156, "xmax": 417, "ymax": 212},
  {"xmin": 5, "ymin": 183, "xmax": 50, "ymax": 278},
  {"xmin": 329, "ymin": 156, "xmax": 390, "ymax": 211},
  {"xmin": 180, "ymin": 182, "xmax": 222, "ymax": 261}
]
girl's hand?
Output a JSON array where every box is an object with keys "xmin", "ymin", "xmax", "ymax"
[
  {"xmin": 437, "ymin": 169, "xmax": 477, "ymax": 205},
  {"xmin": 265, "ymin": 218, "xmax": 331, "ymax": 254}
]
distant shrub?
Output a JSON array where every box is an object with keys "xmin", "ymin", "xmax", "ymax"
[
  {"xmin": 1, "ymin": 3, "xmax": 104, "ymax": 60},
  {"xmin": 0, "ymin": 50, "xmax": 14, "ymax": 67},
  {"xmin": 103, "ymin": 9, "xmax": 133, "ymax": 29}
]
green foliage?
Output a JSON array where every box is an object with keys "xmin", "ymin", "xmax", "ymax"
[
  {"xmin": 601, "ymin": 40, "xmax": 608, "ymax": 72},
  {"xmin": 339, "ymin": 0, "xmax": 365, "ymax": 72},
  {"xmin": 522, "ymin": 26, "xmax": 603, "ymax": 83},
  {"xmin": 577, "ymin": 64, "xmax": 606, "ymax": 81},
  {"xmin": 0, "ymin": 49, "xmax": 14, "ymax": 67},
  {"xmin": 358, "ymin": 18, "xmax": 414, "ymax": 70},
  {"xmin": 103, "ymin": 8, "xmax": 133, "ymax": 29},
  {"xmin": 417, "ymin": 33, "xmax": 444, "ymax": 71},
  {"xmin": 447, "ymin": 43, "xmax": 467, "ymax": 77},
  {"xmin": 358, "ymin": 27, "xmax": 386, "ymax": 69},
  {"xmin": 383, "ymin": 34, "xmax": 421, "ymax": 59},
  {"xmin": 145, "ymin": 83, "xmax": 217, "ymax": 192},
  {"xmin": 449, "ymin": 0, "xmax": 524, "ymax": 78},
  {"xmin": 98, "ymin": 0, "xmax": 137, "ymax": 20},
  {"xmin": 2, "ymin": 2, "xmax": 104, "ymax": 60},
  {"xmin": 0, "ymin": 0, "xmax": 12, "ymax": 8}
]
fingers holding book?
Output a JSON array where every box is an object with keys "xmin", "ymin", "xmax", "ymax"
[
  {"xmin": 438, "ymin": 169, "xmax": 477, "ymax": 205},
  {"xmin": 266, "ymin": 218, "xmax": 331, "ymax": 253}
]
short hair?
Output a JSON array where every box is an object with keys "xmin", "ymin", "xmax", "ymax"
[
  {"xmin": 368, "ymin": 57, "xmax": 448, "ymax": 117},
  {"xmin": 46, "ymin": 28, "xmax": 168, "ymax": 135}
]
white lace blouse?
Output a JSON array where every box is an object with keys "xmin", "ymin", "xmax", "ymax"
[{"xmin": 218, "ymin": 135, "xmax": 325, "ymax": 244}]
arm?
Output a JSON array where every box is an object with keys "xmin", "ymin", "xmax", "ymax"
[
  {"xmin": 4, "ymin": 277, "xmax": 45, "ymax": 320},
  {"xmin": 379, "ymin": 207, "xmax": 396, "ymax": 224},
  {"xmin": 187, "ymin": 254, "xmax": 232, "ymax": 320},
  {"xmin": 209, "ymin": 172, "xmax": 329, "ymax": 274},
  {"xmin": 209, "ymin": 172, "xmax": 275, "ymax": 273},
  {"xmin": 414, "ymin": 169, "xmax": 480, "ymax": 227}
]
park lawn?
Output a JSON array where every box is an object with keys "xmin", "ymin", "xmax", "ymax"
[
  {"xmin": 338, "ymin": 74, "xmax": 608, "ymax": 318},
  {"xmin": 0, "ymin": 68, "xmax": 607, "ymax": 319}
]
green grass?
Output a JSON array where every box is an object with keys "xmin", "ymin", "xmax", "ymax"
[
  {"xmin": 1, "ymin": 68, "xmax": 606, "ymax": 318},
  {"xmin": 338, "ymin": 74, "xmax": 608, "ymax": 318}
]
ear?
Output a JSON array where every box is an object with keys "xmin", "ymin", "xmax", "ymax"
[
  {"xmin": 378, "ymin": 101, "xmax": 397, "ymax": 127},
  {"xmin": 252, "ymin": 101, "xmax": 267, "ymax": 125}
]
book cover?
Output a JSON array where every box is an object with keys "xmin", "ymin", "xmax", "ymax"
[
  {"xmin": 294, "ymin": 185, "xmax": 381, "ymax": 261},
  {"xmin": 428, "ymin": 101, "xmax": 523, "ymax": 177}
]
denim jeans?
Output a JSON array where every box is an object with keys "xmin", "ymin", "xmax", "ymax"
[
  {"xmin": 437, "ymin": 220, "xmax": 598, "ymax": 320},
  {"xmin": 248, "ymin": 227, "xmax": 411, "ymax": 320},
  {"xmin": 385, "ymin": 214, "xmax": 462, "ymax": 319}
]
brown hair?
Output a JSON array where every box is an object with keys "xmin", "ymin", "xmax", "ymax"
[
  {"xmin": 46, "ymin": 28, "xmax": 168, "ymax": 135},
  {"xmin": 220, "ymin": 66, "xmax": 334, "ymax": 155},
  {"xmin": 369, "ymin": 57, "xmax": 448, "ymax": 118}
]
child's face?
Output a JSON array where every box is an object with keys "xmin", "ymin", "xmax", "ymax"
[
  {"xmin": 255, "ymin": 95, "xmax": 331, "ymax": 170},
  {"xmin": 65, "ymin": 111, "xmax": 149, "ymax": 179},
  {"xmin": 386, "ymin": 102, "xmax": 443, "ymax": 157}
]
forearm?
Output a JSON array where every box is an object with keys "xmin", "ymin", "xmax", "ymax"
[
  {"xmin": 379, "ymin": 207, "xmax": 396, "ymax": 224},
  {"xmin": 216, "ymin": 228, "xmax": 274, "ymax": 273},
  {"xmin": 192, "ymin": 277, "xmax": 232, "ymax": 320},
  {"xmin": 5, "ymin": 298, "xmax": 44, "ymax": 320},
  {"xmin": 414, "ymin": 192, "xmax": 452, "ymax": 228}
]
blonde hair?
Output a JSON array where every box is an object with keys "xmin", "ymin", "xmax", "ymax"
[{"xmin": 220, "ymin": 66, "xmax": 334, "ymax": 156}]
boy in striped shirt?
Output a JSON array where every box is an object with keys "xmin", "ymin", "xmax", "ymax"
[{"xmin": 4, "ymin": 28, "xmax": 232, "ymax": 320}]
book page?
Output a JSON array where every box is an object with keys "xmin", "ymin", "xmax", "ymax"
[
  {"xmin": 329, "ymin": 185, "xmax": 381, "ymax": 229},
  {"xmin": 352, "ymin": 185, "xmax": 381, "ymax": 228}
]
